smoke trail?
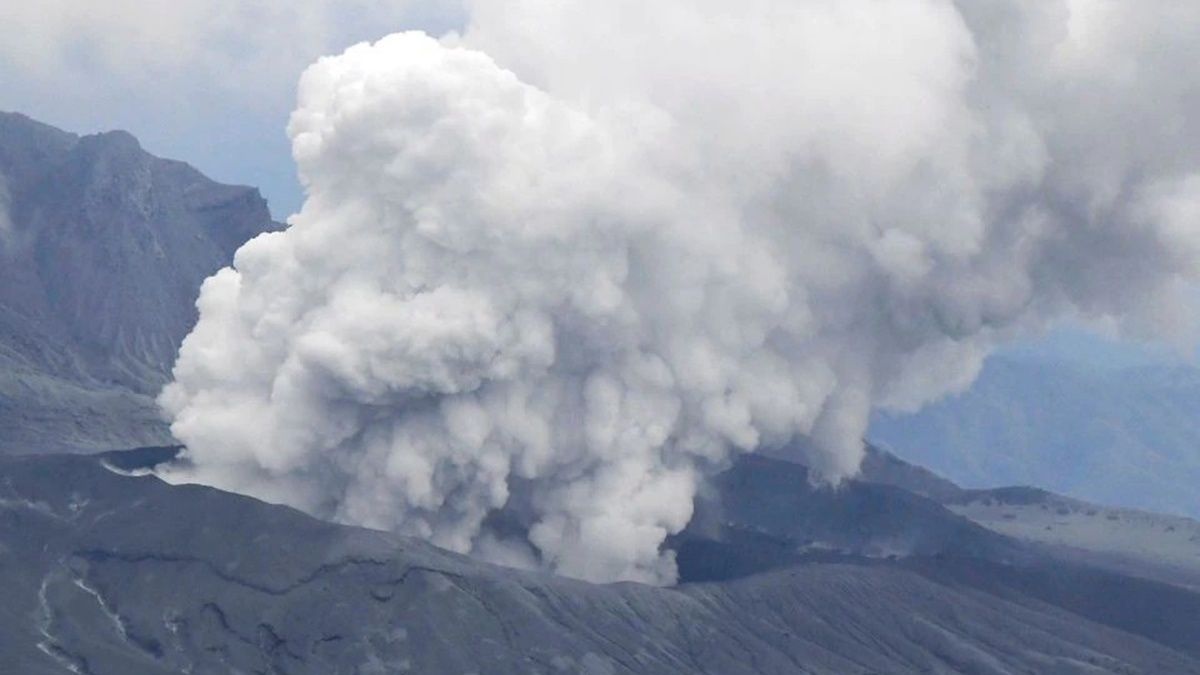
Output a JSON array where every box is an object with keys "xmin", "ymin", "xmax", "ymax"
[{"xmin": 160, "ymin": 0, "xmax": 1200, "ymax": 584}]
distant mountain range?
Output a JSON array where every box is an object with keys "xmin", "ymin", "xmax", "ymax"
[
  {"xmin": 872, "ymin": 356, "xmax": 1200, "ymax": 519},
  {"xmin": 0, "ymin": 112, "xmax": 279, "ymax": 454}
]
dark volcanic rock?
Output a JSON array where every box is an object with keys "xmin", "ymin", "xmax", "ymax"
[
  {"xmin": 0, "ymin": 112, "xmax": 280, "ymax": 453},
  {"xmin": 672, "ymin": 452, "xmax": 1021, "ymax": 584}
]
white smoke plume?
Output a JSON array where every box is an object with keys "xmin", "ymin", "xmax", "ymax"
[{"xmin": 160, "ymin": 0, "xmax": 1200, "ymax": 584}]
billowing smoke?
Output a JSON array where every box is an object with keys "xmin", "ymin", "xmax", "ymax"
[{"xmin": 159, "ymin": 0, "xmax": 1200, "ymax": 584}]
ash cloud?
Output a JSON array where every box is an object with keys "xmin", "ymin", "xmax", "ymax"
[{"xmin": 160, "ymin": 0, "xmax": 1200, "ymax": 584}]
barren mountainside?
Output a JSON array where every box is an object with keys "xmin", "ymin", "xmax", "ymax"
[{"xmin": 0, "ymin": 112, "xmax": 279, "ymax": 453}]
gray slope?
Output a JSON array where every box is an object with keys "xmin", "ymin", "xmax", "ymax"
[
  {"xmin": 2, "ymin": 452, "xmax": 1198, "ymax": 675},
  {"xmin": 673, "ymin": 452, "xmax": 1027, "ymax": 584},
  {"xmin": 0, "ymin": 111, "xmax": 279, "ymax": 453}
]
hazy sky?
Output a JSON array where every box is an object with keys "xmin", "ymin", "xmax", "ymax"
[
  {"xmin": 0, "ymin": 0, "xmax": 1190, "ymax": 378},
  {"xmin": 0, "ymin": 1, "xmax": 463, "ymax": 219}
]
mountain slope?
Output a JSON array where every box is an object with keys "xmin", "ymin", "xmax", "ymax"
[
  {"xmin": 0, "ymin": 112, "xmax": 279, "ymax": 453},
  {"xmin": 673, "ymin": 452, "xmax": 1026, "ymax": 583},
  {"xmin": 3, "ymin": 450, "xmax": 1199, "ymax": 675}
]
